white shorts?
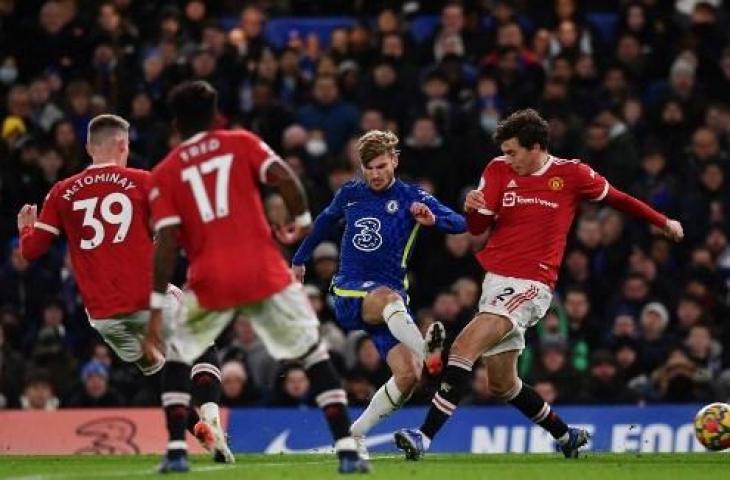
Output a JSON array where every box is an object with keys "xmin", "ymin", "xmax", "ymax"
[
  {"xmin": 478, "ymin": 272, "xmax": 552, "ymax": 357},
  {"xmin": 89, "ymin": 286, "xmax": 183, "ymax": 365},
  {"xmin": 167, "ymin": 282, "xmax": 320, "ymax": 364}
]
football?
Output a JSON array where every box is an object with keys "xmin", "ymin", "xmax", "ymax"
[{"xmin": 694, "ymin": 402, "xmax": 730, "ymax": 451}]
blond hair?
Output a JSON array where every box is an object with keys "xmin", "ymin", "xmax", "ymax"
[{"xmin": 357, "ymin": 130, "xmax": 399, "ymax": 165}]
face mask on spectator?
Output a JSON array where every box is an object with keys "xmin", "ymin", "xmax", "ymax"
[
  {"xmin": 0, "ymin": 66, "xmax": 18, "ymax": 84},
  {"xmin": 480, "ymin": 112, "xmax": 499, "ymax": 133},
  {"xmin": 306, "ymin": 138, "xmax": 327, "ymax": 157}
]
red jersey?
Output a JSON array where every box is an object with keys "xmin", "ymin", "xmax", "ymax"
[
  {"xmin": 23, "ymin": 164, "xmax": 153, "ymax": 318},
  {"xmin": 475, "ymin": 155, "xmax": 609, "ymax": 288},
  {"xmin": 149, "ymin": 129, "xmax": 292, "ymax": 309}
]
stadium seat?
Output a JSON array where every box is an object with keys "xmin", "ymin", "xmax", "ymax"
[
  {"xmin": 586, "ymin": 12, "xmax": 620, "ymax": 45},
  {"xmin": 264, "ymin": 17, "xmax": 358, "ymax": 50}
]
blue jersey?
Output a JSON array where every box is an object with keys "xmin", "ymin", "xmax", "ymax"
[{"xmin": 292, "ymin": 179, "xmax": 466, "ymax": 293}]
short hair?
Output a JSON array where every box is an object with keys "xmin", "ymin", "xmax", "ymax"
[
  {"xmin": 357, "ymin": 130, "xmax": 399, "ymax": 166},
  {"xmin": 167, "ymin": 80, "xmax": 217, "ymax": 135},
  {"xmin": 87, "ymin": 114, "xmax": 129, "ymax": 145},
  {"xmin": 493, "ymin": 108, "xmax": 549, "ymax": 150}
]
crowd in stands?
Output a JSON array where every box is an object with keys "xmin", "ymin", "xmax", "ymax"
[{"xmin": 1, "ymin": 0, "xmax": 730, "ymax": 410}]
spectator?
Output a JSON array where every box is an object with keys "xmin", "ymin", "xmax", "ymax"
[
  {"xmin": 296, "ymin": 75, "xmax": 359, "ymax": 153},
  {"xmin": 271, "ymin": 364, "xmax": 312, "ymax": 408},
  {"xmin": 652, "ymin": 347, "xmax": 713, "ymax": 402},
  {"xmin": 636, "ymin": 302, "xmax": 675, "ymax": 373},
  {"xmin": 64, "ymin": 360, "xmax": 124, "ymax": 407},
  {"xmin": 20, "ymin": 369, "xmax": 58, "ymax": 410},
  {"xmin": 581, "ymin": 349, "xmax": 635, "ymax": 404},
  {"xmin": 220, "ymin": 360, "xmax": 261, "ymax": 407}
]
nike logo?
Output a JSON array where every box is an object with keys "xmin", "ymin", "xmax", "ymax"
[
  {"xmin": 346, "ymin": 202, "xmax": 358, "ymax": 207},
  {"xmin": 264, "ymin": 430, "xmax": 395, "ymax": 454}
]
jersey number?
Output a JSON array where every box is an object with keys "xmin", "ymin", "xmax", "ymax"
[
  {"xmin": 181, "ymin": 154, "xmax": 234, "ymax": 222},
  {"xmin": 73, "ymin": 193, "xmax": 132, "ymax": 250}
]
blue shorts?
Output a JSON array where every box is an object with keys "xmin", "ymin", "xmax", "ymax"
[{"xmin": 331, "ymin": 282, "xmax": 406, "ymax": 359}]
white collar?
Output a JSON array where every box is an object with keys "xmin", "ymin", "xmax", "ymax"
[
  {"xmin": 86, "ymin": 162, "xmax": 118, "ymax": 170},
  {"xmin": 531, "ymin": 155, "xmax": 554, "ymax": 176},
  {"xmin": 180, "ymin": 131, "xmax": 208, "ymax": 146}
]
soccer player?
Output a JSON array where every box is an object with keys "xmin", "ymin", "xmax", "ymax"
[
  {"xmin": 16, "ymin": 114, "xmax": 231, "ymax": 463},
  {"xmin": 395, "ymin": 109, "xmax": 684, "ymax": 459},
  {"xmin": 144, "ymin": 80, "xmax": 368, "ymax": 474},
  {"xmin": 292, "ymin": 130, "xmax": 467, "ymax": 459}
]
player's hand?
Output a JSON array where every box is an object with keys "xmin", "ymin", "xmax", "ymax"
[
  {"xmin": 143, "ymin": 310, "xmax": 165, "ymax": 363},
  {"xmin": 662, "ymin": 219, "xmax": 684, "ymax": 242},
  {"xmin": 17, "ymin": 204, "xmax": 37, "ymax": 233},
  {"xmin": 411, "ymin": 202, "xmax": 436, "ymax": 226},
  {"xmin": 273, "ymin": 223, "xmax": 310, "ymax": 245},
  {"xmin": 292, "ymin": 264, "xmax": 306, "ymax": 283},
  {"xmin": 464, "ymin": 190, "xmax": 486, "ymax": 213}
]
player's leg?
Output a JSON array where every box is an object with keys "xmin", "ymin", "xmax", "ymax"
[
  {"xmin": 362, "ymin": 287, "xmax": 444, "ymax": 359},
  {"xmin": 351, "ymin": 343, "xmax": 420, "ymax": 457},
  {"xmin": 486, "ymin": 350, "xmax": 589, "ymax": 457},
  {"xmin": 188, "ymin": 345, "xmax": 234, "ymax": 463},
  {"xmin": 394, "ymin": 312, "xmax": 512, "ymax": 458},
  {"xmin": 243, "ymin": 282, "xmax": 369, "ymax": 473},
  {"xmin": 159, "ymin": 359, "xmax": 192, "ymax": 473},
  {"xmin": 159, "ymin": 290, "xmax": 237, "ymax": 471},
  {"xmin": 89, "ymin": 315, "xmax": 166, "ymax": 376}
]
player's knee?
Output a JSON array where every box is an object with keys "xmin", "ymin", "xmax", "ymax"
[
  {"xmin": 136, "ymin": 356, "xmax": 165, "ymax": 376},
  {"xmin": 395, "ymin": 367, "xmax": 421, "ymax": 392},
  {"xmin": 489, "ymin": 378, "xmax": 519, "ymax": 400},
  {"xmin": 362, "ymin": 287, "xmax": 398, "ymax": 325}
]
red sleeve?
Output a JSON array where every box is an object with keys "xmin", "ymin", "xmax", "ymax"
[
  {"xmin": 238, "ymin": 131, "xmax": 282, "ymax": 184},
  {"xmin": 149, "ymin": 165, "xmax": 182, "ymax": 232},
  {"xmin": 466, "ymin": 211, "xmax": 495, "ymax": 235},
  {"xmin": 603, "ymin": 186, "xmax": 668, "ymax": 228},
  {"xmin": 20, "ymin": 186, "xmax": 61, "ymax": 260},
  {"xmin": 574, "ymin": 162, "xmax": 610, "ymax": 201},
  {"xmin": 479, "ymin": 160, "xmax": 505, "ymax": 213}
]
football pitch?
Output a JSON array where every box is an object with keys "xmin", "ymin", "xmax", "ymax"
[{"xmin": 1, "ymin": 454, "xmax": 727, "ymax": 480}]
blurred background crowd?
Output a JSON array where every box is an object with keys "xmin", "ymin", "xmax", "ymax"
[{"xmin": 1, "ymin": 0, "xmax": 730, "ymax": 411}]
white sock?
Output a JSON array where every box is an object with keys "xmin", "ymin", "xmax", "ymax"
[
  {"xmin": 557, "ymin": 432, "xmax": 570, "ymax": 445},
  {"xmin": 418, "ymin": 430, "xmax": 432, "ymax": 450},
  {"xmin": 351, "ymin": 377, "xmax": 404, "ymax": 437},
  {"xmin": 382, "ymin": 299, "xmax": 424, "ymax": 358},
  {"xmin": 200, "ymin": 402, "xmax": 220, "ymax": 426}
]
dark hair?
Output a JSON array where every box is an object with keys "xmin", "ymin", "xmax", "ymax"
[
  {"xmin": 87, "ymin": 114, "xmax": 129, "ymax": 145},
  {"xmin": 492, "ymin": 108, "xmax": 549, "ymax": 150},
  {"xmin": 167, "ymin": 80, "xmax": 217, "ymax": 137}
]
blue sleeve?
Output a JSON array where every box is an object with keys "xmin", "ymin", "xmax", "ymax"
[
  {"xmin": 292, "ymin": 186, "xmax": 346, "ymax": 265},
  {"xmin": 414, "ymin": 189, "xmax": 467, "ymax": 233}
]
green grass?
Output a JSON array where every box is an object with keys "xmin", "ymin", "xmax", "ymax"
[{"xmin": 0, "ymin": 454, "xmax": 726, "ymax": 480}]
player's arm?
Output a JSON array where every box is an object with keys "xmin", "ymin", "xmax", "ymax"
[
  {"xmin": 263, "ymin": 159, "xmax": 313, "ymax": 245},
  {"xmin": 144, "ymin": 170, "xmax": 180, "ymax": 360},
  {"xmin": 145, "ymin": 224, "xmax": 178, "ymax": 360},
  {"xmin": 290, "ymin": 187, "xmax": 347, "ymax": 281},
  {"xmin": 463, "ymin": 162, "xmax": 502, "ymax": 235},
  {"xmin": 412, "ymin": 191, "xmax": 467, "ymax": 233},
  {"xmin": 577, "ymin": 163, "xmax": 683, "ymax": 242},
  {"xmin": 18, "ymin": 187, "xmax": 62, "ymax": 260},
  {"xmin": 602, "ymin": 186, "xmax": 683, "ymax": 241}
]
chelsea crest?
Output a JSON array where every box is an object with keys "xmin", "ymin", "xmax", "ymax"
[{"xmin": 386, "ymin": 200, "xmax": 399, "ymax": 214}]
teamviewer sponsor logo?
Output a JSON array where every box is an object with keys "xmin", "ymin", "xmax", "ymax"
[{"xmin": 502, "ymin": 192, "xmax": 558, "ymax": 209}]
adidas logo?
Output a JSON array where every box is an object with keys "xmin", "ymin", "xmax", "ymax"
[{"xmin": 506, "ymin": 179, "xmax": 518, "ymax": 188}]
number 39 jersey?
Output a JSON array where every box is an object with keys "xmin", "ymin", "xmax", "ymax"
[
  {"xmin": 149, "ymin": 129, "xmax": 292, "ymax": 310},
  {"xmin": 35, "ymin": 163, "xmax": 154, "ymax": 318}
]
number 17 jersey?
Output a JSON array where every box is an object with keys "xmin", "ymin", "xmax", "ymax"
[
  {"xmin": 149, "ymin": 129, "xmax": 292, "ymax": 310},
  {"xmin": 35, "ymin": 163, "xmax": 153, "ymax": 319}
]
